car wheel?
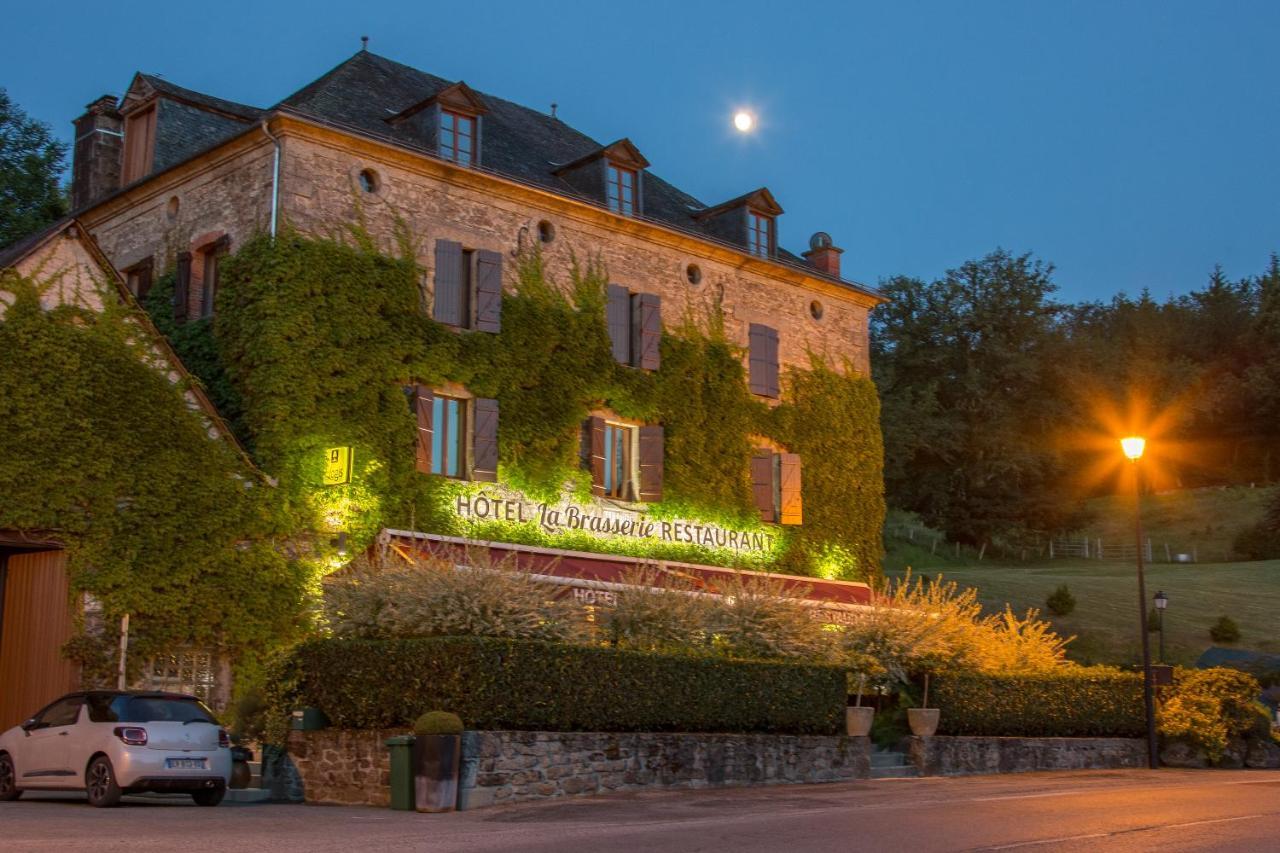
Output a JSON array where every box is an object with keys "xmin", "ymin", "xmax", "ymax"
[
  {"xmin": 0, "ymin": 753, "xmax": 21, "ymax": 801},
  {"xmin": 85, "ymin": 756, "xmax": 122, "ymax": 808},
  {"xmin": 191, "ymin": 786, "xmax": 225, "ymax": 807}
]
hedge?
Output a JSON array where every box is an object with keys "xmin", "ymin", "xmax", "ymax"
[
  {"xmin": 933, "ymin": 672, "xmax": 1145, "ymax": 737},
  {"xmin": 284, "ymin": 637, "xmax": 846, "ymax": 735}
]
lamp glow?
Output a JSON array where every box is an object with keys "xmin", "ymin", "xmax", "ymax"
[
  {"xmin": 733, "ymin": 111, "xmax": 755, "ymax": 132},
  {"xmin": 1121, "ymin": 436, "xmax": 1146, "ymax": 460}
]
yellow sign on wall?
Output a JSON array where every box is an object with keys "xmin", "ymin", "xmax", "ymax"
[{"xmin": 323, "ymin": 446, "xmax": 353, "ymax": 486}]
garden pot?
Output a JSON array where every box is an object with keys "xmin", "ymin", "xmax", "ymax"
[
  {"xmin": 846, "ymin": 706, "xmax": 874, "ymax": 737},
  {"xmin": 413, "ymin": 733, "xmax": 461, "ymax": 813},
  {"xmin": 907, "ymin": 708, "xmax": 940, "ymax": 737}
]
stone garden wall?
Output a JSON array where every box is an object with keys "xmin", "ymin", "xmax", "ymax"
[{"xmin": 905, "ymin": 736, "xmax": 1147, "ymax": 776}]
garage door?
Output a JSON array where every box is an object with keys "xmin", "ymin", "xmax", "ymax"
[{"xmin": 0, "ymin": 549, "xmax": 79, "ymax": 731}]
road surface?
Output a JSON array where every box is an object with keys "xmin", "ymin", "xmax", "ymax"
[{"xmin": 4, "ymin": 769, "xmax": 1279, "ymax": 852}]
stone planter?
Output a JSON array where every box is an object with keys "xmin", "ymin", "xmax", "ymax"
[
  {"xmin": 413, "ymin": 734, "xmax": 461, "ymax": 813},
  {"xmin": 846, "ymin": 706, "xmax": 874, "ymax": 737},
  {"xmin": 907, "ymin": 709, "xmax": 940, "ymax": 737}
]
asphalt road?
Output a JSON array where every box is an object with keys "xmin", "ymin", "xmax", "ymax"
[{"xmin": 4, "ymin": 769, "xmax": 1279, "ymax": 852}]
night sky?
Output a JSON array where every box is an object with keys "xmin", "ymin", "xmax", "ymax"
[{"xmin": 6, "ymin": 0, "xmax": 1278, "ymax": 302}]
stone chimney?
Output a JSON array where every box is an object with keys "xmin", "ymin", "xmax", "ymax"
[
  {"xmin": 70, "ymin": 95, "xmax": 123, "ymax": 210},
  {"xmin": 803, "ymin": 232, "xmax": 843, "ymax": 278}
]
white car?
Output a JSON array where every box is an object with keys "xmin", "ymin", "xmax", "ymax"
[{"xmin": 0, "ymin": 690, "xmax": 231, "ymax": 807}]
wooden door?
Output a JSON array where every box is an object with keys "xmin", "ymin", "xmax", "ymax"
[{"xmin": 0, "ymin": 550, "xmax": 79, "ymax": 731}]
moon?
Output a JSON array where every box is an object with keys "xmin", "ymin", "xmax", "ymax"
[{"xmin": 733, "ymin": 111, "xmax": 755, "ymax": 132}]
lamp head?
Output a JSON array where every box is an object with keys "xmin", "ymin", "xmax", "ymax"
[
  {"xmin": 1154, "ymin": 590, "xmax": 1168, "ymax": 610},
  {"xmin": 1121, "ymin": 436, "xmax": 1146, "ymax": 460}
]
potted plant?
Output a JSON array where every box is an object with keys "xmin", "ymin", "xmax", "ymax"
[
  {"xmin": 907, "ymin": 673, "xmax": 940, "ymax": 737},
  {"xmin": 846, "ymin": 674, "xmax": 874, "ymax": 736},
  {"xmin": 412, "ymin": 711, "xmax": 464, "ymax": 813}
]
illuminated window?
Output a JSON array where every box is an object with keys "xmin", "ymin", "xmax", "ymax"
[
  {"xmin": 602, "ymin": 422, "xmax": 636, "ymax": 499},
  {"xmin": 606, "ymin": 163, "xmax": 636, "ymax": 215},
  {"xmin": 440, "ymin": 110, "xmax": 476, "ymax": 165},
  {"xmin": 432, "ymin": 395, "xmax": 466, "ymax": 478},
  {"xmin": 747, "ymin": 210, "xmax": 773, "ymax": 258}
]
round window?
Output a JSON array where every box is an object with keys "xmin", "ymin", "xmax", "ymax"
[
  {"xmin": 686, "ymin": 264, "xmax": 702, "ymax": 286},
  {"xmin": 809, "ymin": 300, "xmax": 824, "ymax": 321},
  {"xmin": 538, "ymin": 220, "xmax": 556, "ymax": 243},
  {"xmin": 358, "ymin": 169, "xmax": 380, "ymax": 194}
]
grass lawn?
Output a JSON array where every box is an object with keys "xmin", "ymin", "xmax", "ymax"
[{"xmin": 884, "ymin": 554, "xmax": 1280, "ymax": 667}]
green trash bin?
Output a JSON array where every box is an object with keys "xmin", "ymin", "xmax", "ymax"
[{"xmin": 386, "ymin": 736, "xmax": 416, "ymax": 811}]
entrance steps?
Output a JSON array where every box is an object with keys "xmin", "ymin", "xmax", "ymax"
[{"xmin": 870, "ymin": 747, "xmax": 920, "ymax": 779}]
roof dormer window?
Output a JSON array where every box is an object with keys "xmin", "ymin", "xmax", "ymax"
[
  {"xmin": 747, "ymin": 210, "xmax": 773, "ymax": 258},
  {"xmin": 606, "ymin": 162, "xmax": 637, "ymax": 216},
  {"xmin": 440, "ymin": 109, "xmax": 476, "ymax": 166}
]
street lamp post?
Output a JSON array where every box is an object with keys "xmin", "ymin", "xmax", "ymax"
[
  {"xmin": 1122, "ymin": 436, "xmax": 1159, "ymax": 769},
  {"xmin": 1154, "ymin": 590, "xmax": 1169, "ymax": 663}
]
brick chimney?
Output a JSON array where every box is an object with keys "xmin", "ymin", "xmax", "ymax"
[
  {"xmin": 802, "ymin": 231, "xmax": 843, "ymax": 278},
  {"xmin": 70, "ymin": 95, "xmax": 123, "ymax": 210}
]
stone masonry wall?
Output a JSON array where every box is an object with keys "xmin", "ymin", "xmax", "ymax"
[{"xmin": 906, "ymin": 736, "xmax": 1147, "ymax": 776}]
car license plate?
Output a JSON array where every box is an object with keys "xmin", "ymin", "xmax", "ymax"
[{"xmin": 165, "ymin": 758, "xmax": 206, "ymax": 769}]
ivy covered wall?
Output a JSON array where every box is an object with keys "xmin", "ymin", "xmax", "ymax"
[{"xmin": 166, "ymin": 229, "xmax": 887, "ymax": 582}]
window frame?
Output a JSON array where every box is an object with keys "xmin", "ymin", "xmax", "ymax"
[
  {"xmin": 602, "ymin": 420, "xmax": 638, "ymax": 500},
  {"xmin": 199, "ymin": 242, "xmax": 228, "ymax": 320},
  {"xmin": 123, "ymin": 257, "xmax": 154, "ymax": 301},
  {"xmin": 747, "ymin": 209, "xmax": 773, "ymax": 258},
  {"xmin": 431, "ymin": 393, "xmax": 468, "ymax": 479},
  {"xmin": 605, "ymin": 162, "xmax": 637, "ymax": 216},
  {"xmin": 440, "ymin": 109, "xmax": 477, "ymax": 166}
]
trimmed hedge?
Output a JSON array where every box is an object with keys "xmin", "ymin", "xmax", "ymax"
[
  {"xmin": 933, "ymin": 672, "xmax": 1145, "ymax": 737},
  {"xmin": 285, "ymin": 637, "xmax": 846, "ymax": 735}
]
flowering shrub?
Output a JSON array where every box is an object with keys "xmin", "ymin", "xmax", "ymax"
[{"xmin": 1159, "ymin": 667, "xmax": 1270, "ymax": 762}]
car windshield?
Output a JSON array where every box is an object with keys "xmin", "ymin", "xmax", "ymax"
[{"xmin": 95, "ymin": 695, "xmax": 218, "ymax": 724}]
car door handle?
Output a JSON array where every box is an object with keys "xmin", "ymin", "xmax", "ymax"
[{"xmin": 58, "ymin": 731, "xmax": 69, "ymax": 736}]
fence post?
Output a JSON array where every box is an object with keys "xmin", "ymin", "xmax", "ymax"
[{"xmin": 1049, "ymin": 540, "xmax": 1055, "ymax": 559}]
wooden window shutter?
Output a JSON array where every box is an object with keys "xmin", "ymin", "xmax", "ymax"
[
  {"xmin": 174, "ymin": 252, "xmax": 192, "ymax": 324},
  {"xmin": 631, "ymin": 293, "xmax": 661, "ymax": 370},
  {"xmin": 748, "ymin": 323, "xmax": 779, "ymax": 397},
  {"xmin": 474, "ymin": 250, "xmax": 503, "ymax": 333},
  {"xmin": 751, "ymin": 451, "xmax": 777, "ymax": 523},
  {"xmin": 413, "ymin": 385, "xmax": 434, "ymax": 475},
  {"xmin": 606, "ymin": 284, "xmax": 631, "ymax": 364},
  {"xmin": 472, "ymin": 398, "xmax": 499, "ymax": 482},
  {"xmin": 586, "ymin": 416, "xmax": 607, "ymax": 496},
  {"xmin": 778, "ymin": 452, "xmax": 803, "ymax": 525},
  {"xmin": 638, "ymin": 425, "xmax": 664, "ymax": 502},
  {"xmin": 135, "ymin": 258, "xmax": 154, "ymax": 300},
  {"xmin": 433, "ymin": 240, "xmax": 466, "ymax": 326}
]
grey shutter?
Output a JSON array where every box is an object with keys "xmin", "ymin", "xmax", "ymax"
[
  {"xmin": 631, "ymin": 293, "xmax": 661, "ymax": 370},
  {"xmin": 607, "ymin": 284, "xmax": 631, "ymax": 364},
  {"xmin": 638, "ymin": 425, "xmax": 663, "ymax": 502},
  {"xmin": 413, "ymin": 385, "xmax": 433, "ymax": 475},
  {"xmin": 748, "ymin": 323, "xmax": 779, "ymax": 397},
  {"xmin": 751, "ymin": 451, "xmax": 776, "ymax": 523},
  {"xmin": 472, "ymin": 398, "xmax": 499, "ymax": 482},
  {"xmin": 174, "ymin": 252, "xmax": 192, "ymax": 324},
  {"xmin": 474, "ymin": 249, "xmax": 503, "ymax": 333},
  {"xmin": 586, "ymin": 416, "xmax": 606, "ymax": 496},
  {"xmin": 433, "ymin": 240, "xmax": 466, "ymax": 326},
  {"xmin": 778, "ymin": 453, "xmax": 803, "ymax": 525}
]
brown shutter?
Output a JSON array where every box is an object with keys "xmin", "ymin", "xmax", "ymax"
[
  {"xmin": 751, "ymin": 451, "xmax": 777, "ymax": 523},
  {"xmin": 472, "ymin": 398, "xmax": 499, "ymax": 482},
  {"xmin": 433, "ymin": 240, "xmax": 466, "ymax": 326},
  {"xmin": 637, "ymin": 425, "xmax": 663, "ymax": 502},
  {"xmin": 631, "ymin": 293, "xmax": 661, "ymax": 370},
  {"xmin": 606, "ymin": 284, "xmax": 631, "ymax": 364},
  {"xmin": 136, "ymin": 258, "xmax": 154, "ymax": 300},
  {"xmin": 586, "ymin": 416, "xmax": 606, "ymax": 496},
  {"xmin": 174, "ymin": 252, "xmax": 192, "ymax": 324},
  {"xmin": 413, "ymin": 385, "xmax": 434, "ymax": 475},
  {"xmin": 474, "ymin": 250, "xmax": 503, "ymax": 333},
  {"xmin": 778, "ymin": 453, "xmax": 803, "ymax": 525},
  {"xmin": 748, "ymin": 323, "xmax": 779, "ymax": 397}
]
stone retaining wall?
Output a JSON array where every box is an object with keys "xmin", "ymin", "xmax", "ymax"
[{"xmin": 906, "ymin": 736, "xmax": 1147, "ymax": 776}]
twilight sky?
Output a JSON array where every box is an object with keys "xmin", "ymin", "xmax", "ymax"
[{"xmin": 5, "ymin": 0, "xmax": 1278, "ymax": 302}]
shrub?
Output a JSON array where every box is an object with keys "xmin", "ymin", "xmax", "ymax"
[
  {"xmin": 932, "ymin": 671, "xmax": 1145, "ymax": 737},
  {"xmin": 705, "ymin": 574, "xmax": 837, "ymax": 662},
  {"xmin": 281, "ymin": 636, "xmax": 845, "ymax": 735},
  {"xmin": 413, "ymin": 711, "xmax": 464, "ymax": 735},
  {"xmin": 603, "ymin": 567, "xmax": 717, "ymax": 654},
  {"xmin": 1045, "ymin": 584, "xmax": 1076, "ymax": 616},
  {"xmin": 1159, "ymin": 667, "xmax": 1268, "ymax": 762},
  {"xmin": 1209, "ymin": 615, "xmax": 1241, "ymax": 644}
]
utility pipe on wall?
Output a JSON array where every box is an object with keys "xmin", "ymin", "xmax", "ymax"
[{"xmin": 260, "ymin": 120, "xmax": 282, "ymax": 238}]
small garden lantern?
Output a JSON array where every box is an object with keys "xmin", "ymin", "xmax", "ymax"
[{"xmin": 1154, "ymin": 590, "xmax": 1169, "ymax": 663}]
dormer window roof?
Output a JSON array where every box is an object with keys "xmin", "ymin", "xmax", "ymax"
[
  {"xmin": 693, "ymin": 187, "xmax": 783, "ymax": 257},
  {"xmin": 554, "ymin": 138, "xmax": 650, "ymax": 216},
  {"xmin": 387, "ymin": 81, "xmax": 488, "ymax": 167}
]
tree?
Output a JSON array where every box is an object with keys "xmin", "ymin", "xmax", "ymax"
[
  {"xmin": 1045, "ymin": 584, "xmax": 1076, "ymax": 617},
  {"xmin": 1209, "ymin": 615, "xmax": 1241, "ymax": 644},
  {"xmin": 0, "ymin": 89, "xmax": 67, "ymax": 249}
]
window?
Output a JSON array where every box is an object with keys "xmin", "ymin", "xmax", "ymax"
[
  {"xmin": 747, "ymin": 210, "xmax": 773, "ymax": 258},
  {"xmin": 433, "ymin": 240, "xmax": 503, "ymax": 332},
  {"xmin": 606, "ymin": 284, "xmax": 661, "ymax": 370},
  {"xmin": 122, "ymin": 104, "xmax": 157, "ymax": 184},
  {"xmin": 587, "ymin": 417, "xmax": 663, "ymax": 502},
  {"xmin": 200, "ymin": 241, "xmax": 228, "ymax": 319},
  {"xmin": 431, "ymin": 394, "xmax": 466, "ymax": 478},
  {"xmin": 124, "ymin": 257, "xmax": 154, "ymax": 300},
  {"xmin": 33, "ymin": 696, "xmax": 83, "ymax": 729},
  {"xmin": 751, "ymin": 450, "xmax": 803, "ymax": 525},
  {"xmin": 748, "ymin": 323, "xmax": 780, "ymax": 398},
  {"xmin": 602, "ymin": 422, "xmax": 636, "ymax": 499},
  {"xmin": 440, "ymin": 110, "xmax": 476, "ymax": 165},
  {"xmin": 358, "ymin": 169, "xmax": 380, "ymax": 193},
  {"xmin": 606, "ymin": 163, "xmax": 637, "ymax": 215}
]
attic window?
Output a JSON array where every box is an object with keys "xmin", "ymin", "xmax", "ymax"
[
  {"xmin": 440, "ymin": 110, "xmax": 476, "ymax": 165},
  {"xmin": 606, "ymin": 163, "xmax": 636, "ymax": 216},
  {"xmin": 122, "ymin": 104, "xmax": 157, "ymax": 184},
  {"xmin": 747, "ymin": 210, "xmax": 773, "ymax": 258}
]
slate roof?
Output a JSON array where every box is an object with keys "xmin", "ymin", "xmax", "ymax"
[{"xmin": 137, "ymin": 73, "xmax": 264, "ymax": 122}]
